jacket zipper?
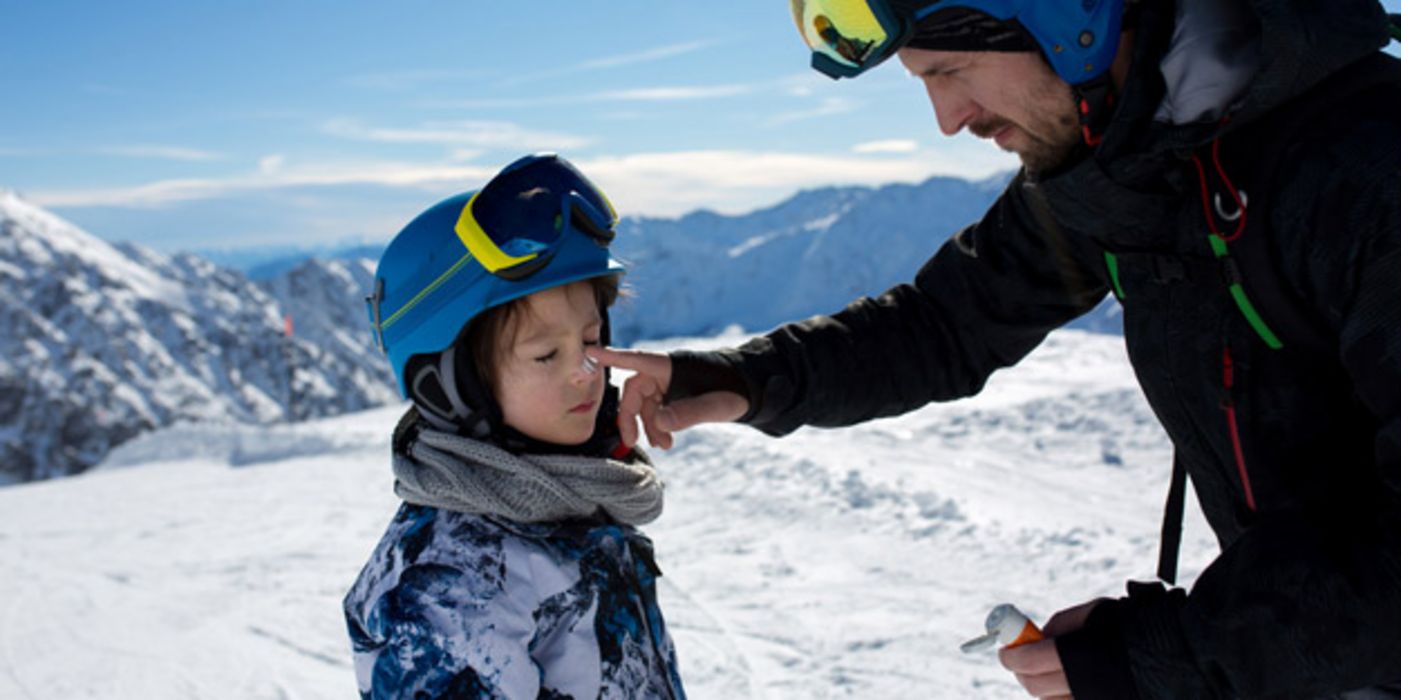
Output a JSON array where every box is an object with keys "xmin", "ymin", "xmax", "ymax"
[{"xmin": 1220, "ymin": 345, "xmax": 1258, "ymax": 512}]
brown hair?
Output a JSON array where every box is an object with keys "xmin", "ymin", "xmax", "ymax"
[{"xmin": 462, "ymin": 274, "xmax": 620, "ymax": 389}]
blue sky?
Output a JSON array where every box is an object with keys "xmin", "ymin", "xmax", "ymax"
[{"xmin": 3, "ymin": 1, "xmax": 1398, "ymax": 252}]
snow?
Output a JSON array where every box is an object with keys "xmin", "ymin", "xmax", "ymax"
[{"xmin": 0, "ymin": 329, "xmax": 1215, "ymax": 699}]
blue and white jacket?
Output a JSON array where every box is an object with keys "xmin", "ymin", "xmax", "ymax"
[{"xmin": 344, "ymin": 503, "xmax": 686, "ymax": 699}]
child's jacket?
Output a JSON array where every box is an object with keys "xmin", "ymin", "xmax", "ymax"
[{"xmin": 344, "ymin": 503, "xmax": 686, "ymax": 699}]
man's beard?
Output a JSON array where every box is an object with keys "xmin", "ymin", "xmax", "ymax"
[{"xmin": 969, "ymin": 113, "xmax": 1080, "ymax": 174}]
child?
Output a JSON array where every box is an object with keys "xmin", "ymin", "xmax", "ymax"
[{"xmin": 344, "ymin": 154, "xmax": 685, "ymax": 699}]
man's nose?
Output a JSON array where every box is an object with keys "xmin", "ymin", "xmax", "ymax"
[{"xmin": 925, "ymin": 81, "xmax": 976, "ymax": 136}]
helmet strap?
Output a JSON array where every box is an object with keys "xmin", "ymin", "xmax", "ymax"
[
  {"xmin": 408, "ymin": 344, "xmax": 493, "ymax": 439},
  {"xmin": 1074, "ymin": 75, "xmax": 1118, "ymax": 148}
]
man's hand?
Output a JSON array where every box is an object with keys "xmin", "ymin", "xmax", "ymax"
[
  {"xmin": 998, "ymin": 599, "xmax": 1105, "ymax": 699},
  {"xmin": 587, "ymin": 346, "xmax": 749, "ymax": 449}
]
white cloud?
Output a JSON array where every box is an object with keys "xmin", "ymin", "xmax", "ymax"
[
  {"xmin": 259, "ymin": 155, "xmax": 286, "ymax": 174},
  {"xmin": 322, "ymin": 119, "xmax": 592, "ymax": 150},
  {"xmin": 419, "ymin": 82, "xmax": 756, "ymax": 109},
  {"xmin": 99, "ymin": 145, "xmax": 224, "ymax": 162},
  {"xmin": 766, "ymin": 97, "xmax": 860, "ymax": 126},
  {"xmin": 578, "ymin": 40, "xmax": 716, "ymax": 71},
  {"xmin": 498, "ymin": 40, "xmax": 720, "ymax": 86},
  {"xmin": 342, "ymin": 69, "xmax": 482, "ymax": 90},
  {"xmin": 30, "ymin": 145, "xmax": 1016, "ymax": 217},
  {"xmin": 572, "ymin": 147, "xmax": 1016, "ymax": 217},
  {"xmin": 601, "ymin": 85, "xmax": 754, "ymax": 101},
  {"xmin": 28, "ymin": 160, "xmax": 498, "ymax": 209},
  {"xmin": 852, "ymin": 139, "xmax": 920, "ymax": 154}
]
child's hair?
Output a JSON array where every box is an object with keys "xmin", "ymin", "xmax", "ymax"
[{"xmin": 463, "ymin": 274, "xmax": 621, "ymax": 388}]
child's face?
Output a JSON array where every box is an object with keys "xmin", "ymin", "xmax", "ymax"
[{"xmin": 493, "ymin": 281, "xmax": 607, "ymax": 446}]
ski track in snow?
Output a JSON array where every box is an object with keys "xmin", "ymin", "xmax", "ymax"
[{"xmin": 0, "ymin": 330, "xmax": 1217, "ymax": 699}]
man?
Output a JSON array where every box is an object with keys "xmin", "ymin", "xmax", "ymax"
[{"xmin": 590, "ymin": 1, "xmax": 1401, "ymax": 697}]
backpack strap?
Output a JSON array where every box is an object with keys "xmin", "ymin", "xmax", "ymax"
[
  {"xmin": 1198, "ymin": 52, "xmax": 1401, "ymax": 356},
  {"xmin": 1153, "ymin": 50, "xmax": 1401, "ymax": 585}
]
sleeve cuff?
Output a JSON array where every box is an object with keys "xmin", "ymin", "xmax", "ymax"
[{"xmin": 1057, "ymin": 599, "xmax": 1143, "ymax": 700}]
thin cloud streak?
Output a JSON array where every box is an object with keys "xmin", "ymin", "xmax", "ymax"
[
  {"xmin": 853, "ymin": 139, "xmax": 921, "ymax": 154},
  {"xmin": 99, "ymin": 145, "xmax": 225, "ymax": 162},
  {"xmin": 575, "ymin": 148, "xmax": 1016, "ymax": 216},
  {"xmin": 497, "ymin": 39, "xmax": 719, "ymax": 86},
  {"xmin": 766, "ymin": 97, "xmax": 860, "ymax": 126},
  {"xmin": 322, "ymin": 119, "xmax": 592, "ymax": 150},
  {"xmin": 31, "ymin": 148, "xmax": 1017, "ymax": 216},
  {"xmin": 579, "ymin": 40, "xmax": 716, "ymax": 71},
  {"xmin": 342, "ymin": 68, "xmax": 484, "ymax": 90},
  {"xmin": 30, "ymin": 160, "xmax": 499, "ymax": 209},
  {"xmin": 419, "ymin": 82, "xmax": 756, "ymax": 109}
]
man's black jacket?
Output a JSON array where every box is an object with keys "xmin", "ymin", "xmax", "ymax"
[{"xmin": 685, "ymin": 0, "xmax": 1401, "ymax": 697}]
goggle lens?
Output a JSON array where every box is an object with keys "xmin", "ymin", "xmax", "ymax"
[
  {"xmin": 456, "ymin": 155, "xmax": 616, "ymax": 280},
  {"xmin": 790, "ymin": 0, "xmax": 892, "ymax": 70}
]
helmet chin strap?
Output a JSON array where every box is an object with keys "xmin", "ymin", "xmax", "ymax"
[
  {"xmin": 409, "ymin": 343, "xmax": 495, "ymax": 439},
  {"xmin": 1074, "ymin": 74, "xmax": 1118, "ymax": 147}
]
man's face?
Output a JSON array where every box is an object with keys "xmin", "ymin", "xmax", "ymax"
[{"xmin": 897, "ymin": 47, "xmax": 1080, "ymax": 173}]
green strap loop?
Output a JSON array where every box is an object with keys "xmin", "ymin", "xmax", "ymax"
[
  {"xmin": 1208, "ymin": 235, "xmax": 1285, "ymax": 350},
  {"xmin": 1103, "ymin": 251, "xmax": 1127, "ymax": 301}
]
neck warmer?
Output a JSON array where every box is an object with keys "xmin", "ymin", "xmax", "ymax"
[{"xmin": 392, "ymin": 421, "xmax": 663, "ymax": 525}]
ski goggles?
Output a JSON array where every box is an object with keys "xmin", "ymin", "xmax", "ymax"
[
  {"xmin": 790, "ymin": 0, "xmax": 917, "ymax": 79},
  {"xmin": 454, "ymin": 153, "xmax": 618, "ymax": 282}
]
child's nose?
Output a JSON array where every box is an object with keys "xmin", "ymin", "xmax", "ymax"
[{"xmin": 572, "ymin": 353, "xmax": 600, "ymax": 382}]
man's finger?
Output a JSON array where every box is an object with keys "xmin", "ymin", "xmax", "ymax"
[
  {"xmin": 664, "ymin": 391, "xmax": 749, "ymax": 431},
  {"xmin": 638, "ymin": 392, "xmax": 673, "ymax": 450},
  {"xmin": 999, "ymin": 638, "xmax": 1062, "ymax": 676},
  {"xmin": 588, "ymin": 346, "xmax": 672, "ymax": 385},
  {"xmin": 615, "ymin": 373, "xmax": 662, "ymax": 448},
  {"xmin": 1015, "ymin": 670, "xmax": 1071, "ymax": 699}
]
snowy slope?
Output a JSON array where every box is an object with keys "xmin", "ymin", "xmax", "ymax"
[{"xmin": 0, "ymin": 329, "xmax": 1214, "ymax": 699}]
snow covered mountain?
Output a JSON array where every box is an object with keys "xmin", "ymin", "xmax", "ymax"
[
  {"xmin": 0, "ymin": 191, "xmax": 396, "ymax": 484},
  {"xmin": 611, "ymin": 176, "xmax": 1007, "ymax": 340},
  {"xmin": 0, "ymin": 328, "xmax": 1213, "ymax": 699},
  {"xmin": 3, "ymin": 172, "xmax": 1121, "ymax": 484}
]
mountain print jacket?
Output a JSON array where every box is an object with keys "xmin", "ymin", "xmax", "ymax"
[{"xmin": 344, "ymin": 503, "xmax": 686, "ymax": 699}]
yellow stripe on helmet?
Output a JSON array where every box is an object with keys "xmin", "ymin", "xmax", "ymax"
[{"xmin": 453, "ymin": 191, "xmax": 539, "ymax": 273}]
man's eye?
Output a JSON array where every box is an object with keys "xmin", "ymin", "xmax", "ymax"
[{"xmin": 534, "ymin": 350, "xmax": 557, "ymax": 364}]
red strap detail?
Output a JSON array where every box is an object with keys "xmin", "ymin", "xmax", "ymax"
[
  {"xmin": 610, "ymin": 441, "xmax": 632, "ymax": 460},
  {"xmin": 1079, "ymin": 99, "xmax": 1105, "ymax": 146},
  {"xmin": 1221, "ymin": 347, "xmax": 1258, "ymax": 512},
  {"xmin": 1190, "ymin": 119, "xmax": 1248, "ymax": 243}
]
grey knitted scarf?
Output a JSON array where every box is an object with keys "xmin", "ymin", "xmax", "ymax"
[{"xmin": 393, "ymin": 427, "xmax": 664, "ymax": 525}]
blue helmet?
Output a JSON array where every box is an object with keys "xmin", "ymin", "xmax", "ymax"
[
  {"xmin": 791, "ymin": 0, "xmax": 1126, "ymax": 85},
  {"xmin": 367, "ymin": 154, "xmax": 625, "ymax": 399}
]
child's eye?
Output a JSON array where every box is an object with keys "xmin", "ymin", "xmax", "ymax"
[
  {"xmin": 583, "ymin": 338, "xmax": 601, "ymax": 347},
  {"xmin": 534, "ymin": 350, "xmax": 557, "ymax": 364}
]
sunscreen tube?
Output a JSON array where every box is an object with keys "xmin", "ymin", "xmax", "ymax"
[{"xmin": 960, "ymin": 604, "xmax": 1045, "ymax": 654}]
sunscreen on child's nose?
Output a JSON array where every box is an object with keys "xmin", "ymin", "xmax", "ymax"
[
  {"xmin": 959, "ymin": 604, "xmax": 1044, "ymax": 653},
  {"xmin": 581, "ymin": 354, "xmax": 600, "ymax": 376}
]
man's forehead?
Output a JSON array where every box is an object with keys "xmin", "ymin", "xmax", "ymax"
[
  {"xmin": 896, "ymin": 46, "xmax": 965, "ymax": 76},
  {"xmin": 896, "ymin": 46, "xmax": 952, "ymax": 74}
]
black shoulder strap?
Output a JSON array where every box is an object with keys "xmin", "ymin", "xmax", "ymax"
[
  {"xmin": 1156, "ymin": 50, "xmax": 1401, "ymax": 586},
  {"xmin": 1218, "ymin": 52, "xmax": 1401, "ymax": 357}
]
